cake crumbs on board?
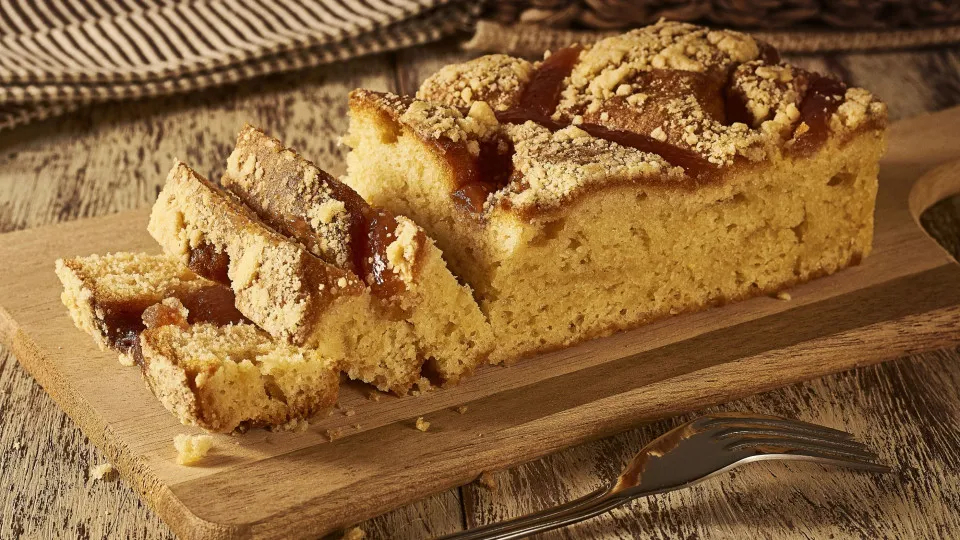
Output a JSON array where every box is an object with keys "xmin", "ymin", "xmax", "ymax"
[
  {"xmin": 477, "ymin": 471, "xmax": 497, "ymax": 490},
  {"xmin": 174, "ymin": 434, "xmax": 214, "ymax": 466},
  {"xmin": 341, "ymin": 526, "xmax": 366, "ymax": 540},
  {"xmin": 89, "ymin": 462, "xmax": 115, "ymax": 481}
]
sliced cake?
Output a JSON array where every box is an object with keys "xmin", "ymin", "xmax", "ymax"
[
  {"xmin": 141, "ymin": 298, "xmax": 339, "ymax": 433},
  {"xmin": 343, "ymin": 21, "xmax": 886, "ymax": 362},
  {"xmin": 148, "ymin": 160, "xmax": 424, "ymax": 393},
  {"xmin": 221, "ymin": 125, "xmax": 493, "ymax": 384},
  {"xmin": 55, "ymin": 252, "xmax": 339, "ymax": 433},
  {"xmin": 55, "ymin": 252, "xmax": 245, "ymax": 366}
]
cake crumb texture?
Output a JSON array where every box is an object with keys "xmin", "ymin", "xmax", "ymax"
[
  {"xmin": 220, "ymin": 126, "xmax": 494, "ymax": 387},
  {"xmin": 141, "ymin": 320, "xmax": 340, "ymax": 433},
  {"xmin": 149, "ymin": 160, "xmax": 427, "ymax": 395}
]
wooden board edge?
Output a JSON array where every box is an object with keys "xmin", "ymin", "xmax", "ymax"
[
  {"xmin": 910, "ymin": 159, "xmax": 960, "ymax": 222},
  {"xmin": 168, "ymin": 302, "xmax": 960, "ymax": 539},
  {"xmin": 0, "ymin": 303, "xmax": 250, "ymax": 540}
]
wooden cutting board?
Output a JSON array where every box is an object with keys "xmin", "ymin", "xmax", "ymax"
[{"xmin": 2, "ymin": 107, "xmax": 960, "ymax": 540}]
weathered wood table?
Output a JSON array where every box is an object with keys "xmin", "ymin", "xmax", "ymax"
[{"xmin": 1, "ymin": 39, "xmax": 959, "ymax": 539}]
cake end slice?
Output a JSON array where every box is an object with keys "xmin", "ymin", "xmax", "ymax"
[
  {"xmin": 55, "ymin": 252, "xmax": 340, "ymax": 433},
  {"xmin": 141, "ymin": 299, "xmax": 340, "ymax": 433}
]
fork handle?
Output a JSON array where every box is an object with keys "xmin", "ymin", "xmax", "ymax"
[{"xmin": 435, "ymin": 488, "xmax": 625, "ymax": 540}]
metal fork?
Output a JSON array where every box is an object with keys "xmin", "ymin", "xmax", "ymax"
[{"xmin": 437, "ymin": 412, "xmax": 890, "ymax": 540}]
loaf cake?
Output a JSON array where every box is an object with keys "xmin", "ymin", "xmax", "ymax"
[
  {"xmin": 55, "ymin": 252, "xmax": 339, "ymax": 433},
  {"xmin": 148, "ymin": 161, "xmax": 427, "ymax": 393},
  {"xmin": 221, "ymin": 125, "xmax": 493, "ymax": 384},
  {"xmin": 343, "ymin": 21, "xmax": 886, "ymax": 362}
]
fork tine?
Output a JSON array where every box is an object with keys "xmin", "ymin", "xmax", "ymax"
[
  {"xmin": 723, "ymin": 435, "xmax": 880, "ymax": 462},
  {"xmin": 770, "ymin": 451, "xmax": 893, "ymax": 474},
  {"xmin": 713, "ymin": 426, "xmax": 871, "ymax": 453},
  {"xmin": 703, "ymin": 414, "xmax": 856, "ymax": 440}
]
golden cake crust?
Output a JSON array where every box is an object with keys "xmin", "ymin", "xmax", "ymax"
[
  {"xmin": 224, "ymin": 125, "xmax": 357, "ymax": 269},
  {"xmin": 148, "ymin": 161, "xmax": 365, "ymax": 345},
  {"xmin": 343, "ymin": 21, "xmax": 885, "ymax": 364},
  {"xmin": 223, "ymin": 125, "xmax": 429, "ymax": 303},
  {"xmin": 348, "ymin": 20, "xmax": 887, "ymax": 220}
]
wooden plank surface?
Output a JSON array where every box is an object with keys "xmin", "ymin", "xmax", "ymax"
[{"xmin": 0, "ymin": 42, "xmax": 959, "ymax": 539}]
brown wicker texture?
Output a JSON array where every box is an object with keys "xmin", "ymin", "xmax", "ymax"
[
  {"xmin": 465, "ymin": 19, "xmax": 960, "ymax": 57},
  {"xmin": 486, "ymin": 0, "xmax": 960, "ymax": 30}
]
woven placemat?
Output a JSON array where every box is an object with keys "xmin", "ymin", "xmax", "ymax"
[
  {"xmin": 485, "ymin": 0, "xmax": 960, "ymax": 30},
  {"xmin": 465, "ymin": 20, "xmax": 960, "ymax": 57},
  {"xmin": 0, "ymin": 0, "xmax": 477, "ymax": 133}
]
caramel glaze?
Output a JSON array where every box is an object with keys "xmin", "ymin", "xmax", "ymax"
[
  {"xmin": 402, "ymin": 39, "xmax": 850, "ymax": 217},
  {"xmin": 518, "ymin": 45, "xmax": 583, "ymax": 116},
  {"xmin": 450, "ymin": 137, "xmax": 518, "ymax": 214},
  {"xmin": 329, "ymin": 183, "xmax": 421, "ymax": 303},
  {"xmin": 355, "ymin": 207, "xmax": 425, "ymax": 304},
  {"xmin": 188, "ymin": 241, "xmax": 230, "ymax": 284},
  {"xmin": 497, "ymin": 108, "xmax": 718, "ymax": 180},
  {"xmin": 450, "ymin": 44, "xmax": 724, "ymax": 214},
  {"xmin": 102, "ymin": 306, "xmax": 148, "ymax": 356},
  {"xmin": 448, "ymin": 47, "xmax": 583, "ymax": 215},
  {"xmin": 179, "ymin": 286, "xmax": 247, "ymax": 327},
  {"xmin": 228, "ymin": 162, "xmax": 416, "ymax": 302},
  {"xmin": 101, "ymin": 283, "xmax": 247, "ymax": 365},
  {"xmin": 789, "ymin": 73, "xmax": 848, "ymax": 156},
  {"xmin": 757, "ymin": 40, "xmax": 781, "ymax": 65}
]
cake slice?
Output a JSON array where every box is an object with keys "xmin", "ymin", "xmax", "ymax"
[
  {"xmin": 140, "ymin": 298, "xmax": 339, "ymax": 433},
  {"xmin": 148, "ymin": 160, "xmax": 424, "ymax": 393},
  {"xmin": 343, "ymin": 21, "xmax": 886, "ymax": 363},
  {"xmin": 55, "ymin": 252, "xmax": 339, "ymax": 433},
  {"xmin": 55, "ymin": 252, "xmax": 245, "ymax": 365},
  {"xmin": 220, "ymin": 125, "xmax": 493, "ymax": 384}
]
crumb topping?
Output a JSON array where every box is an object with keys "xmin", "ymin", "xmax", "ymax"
[
  {"xmin": 90, "ymin": 462, "xmax": 115, "ymax": 481},
  {"xmin": 351, "ymin": 21, "xmax": 887, "ymax": 218},
  {"xmin": 399, "ymin": 98, "xmax": 500, "ymax": 144},
  {"xmin": 477, "ymin": 470, "xmax": 496, "ymax": 489},
  {"xmin": 342, "ymin": 526, "xmax": 366, "ymax": 540},
  {"xmin": 728, "ymin": 61, "xmax": 806, "ymax": 129},
  {"xmin": 417, "ymin": 54, "xmax": 534, "ymax": 111},
  {"xmin": 385, "ymin": 216, "xmax": 421, "ymax": 284},
  {"xmin": 493, "ymin": 122, "xmax": 682, "ymax": 212},
  {"xmin": 226, "ymin": 126, "xmax": 354, "ymax": 269},
  {"xmin": 558, "ymin": 21, "xmax": 759, "ymax": 116},
  {"xmin": 835, "ymin": 88, "xmax": 888, "ymax": 130}
]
